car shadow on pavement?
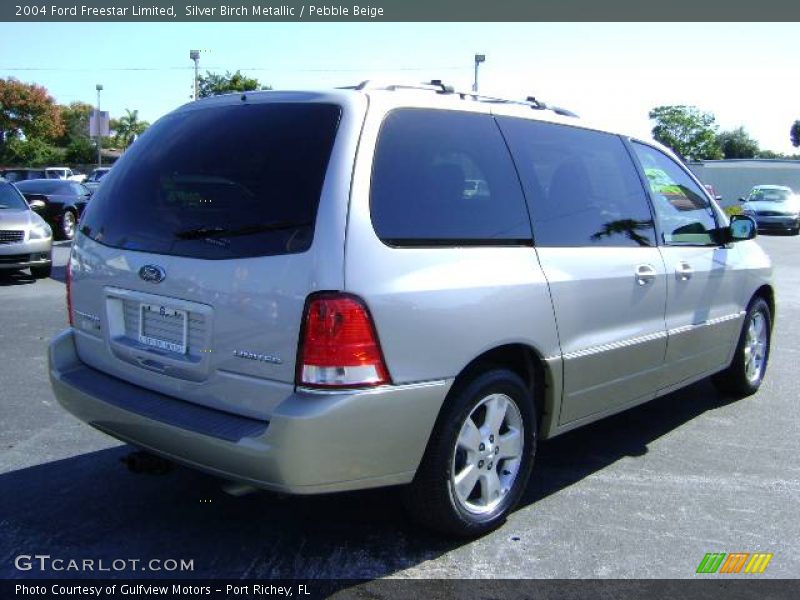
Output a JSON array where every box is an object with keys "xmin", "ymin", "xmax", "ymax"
[
  {"xmin": 522, "ymin": 378, "xmax": 739, "ymax": 507},
  {"xmin": 0, "ymin": 379, "xmax": 738, "ymax": 581},
  {"xmin": 50, "ymin": 264, "xmax": 67, "ymax": 284},
  {"xmin": 0, "ymin": 271, "xmax": 36, "ymax": 287}
]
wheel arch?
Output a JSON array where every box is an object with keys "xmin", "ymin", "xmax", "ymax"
[
  {"xmin": 753, "ymin": 284, "xmax": 775, "ymax": 324},
  {"xmin": 445, "ymin": 343, "xmax": 558, "ymax": 438}
]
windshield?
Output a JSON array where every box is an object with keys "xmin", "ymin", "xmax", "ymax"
[
  {"xmin": 748, "ymin": 188, "xmax": 792, "ymax": 203},
  {"xmin": 79, "ymin": 102, "xmax": 342, "ymax": 259},
  {"xmin": 0, "ymin": 182, "xmax": 30, "ymax": 210}
]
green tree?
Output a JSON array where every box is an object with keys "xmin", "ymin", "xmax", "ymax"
[
  {"xmin": 791, "ymin": 120, "xmax": 800, "ymax": 148},
  {"xmin": 756, "ymin": 149, "xmax": 783, "ymax": 159},
  {"xmin": 716, "ymin": 127, "xmax": 759, "ymax": 159},
  {"xmin": 113, "ymin": 109, "xmax": 149, "ymax": 148},
  {"xmin": 55, "ymin": 101, "xmax": 94, "ymax": 147},
  {"xmin": 1, "ymin": 137, "xmax": 63, "ymax": 166},
  {"xmin": 64, "ymin": 137, "xmax": 96, "ymax": 164},
  {"xmin": 0, "ymin": 78, "xmax": 64, "ymax": 146},
  {"xmin": 649, "ymin": 105, "xmax": 722, "ymax": 161},
  {"xmin": 197, "ymin": 70, "xmax": 270, "ymax": 98}
]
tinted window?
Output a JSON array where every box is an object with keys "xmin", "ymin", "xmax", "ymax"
[
  {"xmin": 79, "ymin": 103, "xmax": 341, "ymax": 259},
  {"xmin": 0, "ymin": 182, "xmax": 29, "ymax": 210},
  {"xmin": 370, "ymin": 109, "xmax": 531, "ymax": 245},
  {"xmin": 497, "ymin": 118, "xmax": 655, "ymax": 248},
  {"xmin": 632, "ymin": 143, "xmax": 718, "ymax": 245},
  {"xmin": 69, "ymin": 183, "xmax": 88, "ymax": 196},
  {"xmin": 16, "ymin": 180, "xmax": 71, "ymax": 194},
  {"xmin": 2, "ymin": 170, "xmax": 45, "ymax": 182}
]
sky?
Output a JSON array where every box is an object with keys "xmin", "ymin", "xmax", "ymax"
[{"xmin": 1, "ymin": 22, "xmax": 798, "ymax": 153}]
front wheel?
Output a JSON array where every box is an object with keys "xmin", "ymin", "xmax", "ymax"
[
  {"xmin": 404, "ymin": 369, "xmax": 536, "ymax": 537},
  {"xmin": 712, "ymin": 297, "xmax": 771, "ymax": 397}
]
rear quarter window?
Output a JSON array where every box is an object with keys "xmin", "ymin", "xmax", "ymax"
[
  {"xmin": 370, "ymin": 108, "xmax": 531, "ymax": 246},
  {"xmin": 79, "ymin": 102, "xmax": 342, "ymax": 259}
]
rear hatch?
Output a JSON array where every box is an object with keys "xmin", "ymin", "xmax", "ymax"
[{"xmin": 70, "ymin": 95, "xmax": 354, "ymax": 420}]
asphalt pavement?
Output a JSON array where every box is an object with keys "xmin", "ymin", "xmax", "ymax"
[{"xmin": 0, "ymin": 236, "xmax": 798, "ymax": 580}]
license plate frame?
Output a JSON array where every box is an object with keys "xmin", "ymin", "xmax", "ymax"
[{"xmin": 138, "ymin": 303, "xmax": 188, "ymax": 355}]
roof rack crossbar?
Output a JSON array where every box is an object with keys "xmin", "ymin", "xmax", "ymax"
[{"xmin": 349, "ymin": 80, "xmax": 578, "ymax": 117}]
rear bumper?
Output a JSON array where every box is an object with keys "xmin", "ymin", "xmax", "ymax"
[{"xmin": 49, "ymin": 329, "xmax": 450, "ymax": 494}]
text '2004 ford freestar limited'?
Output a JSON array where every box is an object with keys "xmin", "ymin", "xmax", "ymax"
[{"xmin": 49, "ymin": 82, "xmax": 774, "ymax": 537}]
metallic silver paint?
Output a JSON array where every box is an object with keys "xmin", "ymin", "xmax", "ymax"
[{"xmin": 48, "ymin": 87, "xmax": 776, "ymax": 495}]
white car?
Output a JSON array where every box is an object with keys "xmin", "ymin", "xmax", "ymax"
[{"xmin": 45, "ymin": 167, "xmax": 86, "ymax": 183}]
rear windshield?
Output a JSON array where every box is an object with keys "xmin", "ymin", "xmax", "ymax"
[
  {"xmin": 15, "ymin": 180, "xmax": 70, "ymax": 194},
  {"xmin": 79, "ymin": 102, "xmax": 342, "ymax": 259}
]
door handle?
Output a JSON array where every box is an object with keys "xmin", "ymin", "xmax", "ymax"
[
  {"xmin": 635, "ymin": 264, "xmax": 657, "ymax": 286},
  {"xmin": 676, "ymin": 262, "xmax": 693, "ymax": 281}
]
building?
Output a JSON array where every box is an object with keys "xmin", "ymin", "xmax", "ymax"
[{"xmin": 688, "ymin": 159, "xmax": 800, "ymax": 207}]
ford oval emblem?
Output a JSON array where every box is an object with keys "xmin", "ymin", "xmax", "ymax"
[{"xmin": 138, "ymin": 265, "xmax": 166, "ymax": 284}]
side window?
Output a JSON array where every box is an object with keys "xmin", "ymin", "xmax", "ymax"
[
  {"xmin": 497, "ymin": 118, "xmax": 656, "ymax": 248},
  {"xmin": 631, "ymin": 143, "xmax": 718, "ymax": 245},
  {"xmin": 370, "ymin": 109, "xmax": 531, "ymax": 245}
]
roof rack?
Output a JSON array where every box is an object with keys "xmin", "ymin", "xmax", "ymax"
[
  {"xmin": 347, "ymin": 80, "xmax": 578, "ymax": 118},
  {"xmin": 351, "ymin": 79, "xmax": 455, "ymax": 94}
]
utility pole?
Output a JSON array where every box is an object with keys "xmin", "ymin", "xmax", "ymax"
[
  {"xmin": 473, "ymin": 54, "xmax": 486, "ymax": 93},
  {"xmin": 96, "ymin": 84, "xmax": 103, "ymax": 168},
  {"xmin": 190, "ymin": 50, "xmax": 200, "ymax": 100}
]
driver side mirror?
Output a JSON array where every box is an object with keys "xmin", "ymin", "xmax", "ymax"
[
  {"xmin": 738, "ymin": 197, "xmax": 746, "ymax": 203},
  {"xmin": 728, "ymin": 215, "xmax": 757, "ymax": 242}
]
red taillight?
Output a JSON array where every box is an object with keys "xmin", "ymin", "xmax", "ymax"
[
  {"xmin": 66, "ymin": 259, "xmax": 73, "ymax": 326},
  {"xmin": 297, "ymin": 293, "xmax": 390, "ymax": 388}
]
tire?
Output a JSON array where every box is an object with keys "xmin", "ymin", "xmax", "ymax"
[
  {"xmin": 404, "ymin": 368, "xmax": 537, "ymax": 537},
  {"xmin": 57, "ymin": 210, "xmax": 77, "ymax": 241},
  {"xmin": 712, "ymin": 297, "xmax": 771, "ymax": 398},
  {"xmin": 791, "ymin": 227, "xmax": 800, "ymax": 236},
  {"xmin": 31, "ymin": 264, "xmax": 52, "ymax": 279}
]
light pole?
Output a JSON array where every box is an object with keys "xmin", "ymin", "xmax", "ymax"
[
  {"xmin": 472, "ymin": 54, "xmax": 486, "ymax": 93},
  {"xmin": 95, "ymin": 84, "xmax": 103, "ymax": 168},
  {"xmin": 190, "ymin": 50, "xmax": 200, "ymax": 100}
]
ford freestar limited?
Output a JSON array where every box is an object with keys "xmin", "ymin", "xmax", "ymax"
[{"xmin": 49, "ymin": 83, "xmax": 774, "ymax": 536}]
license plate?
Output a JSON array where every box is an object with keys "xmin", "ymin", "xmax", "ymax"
[{"xmin": 138, "ymin": 303, "xmax": 188, "ymax": 354}]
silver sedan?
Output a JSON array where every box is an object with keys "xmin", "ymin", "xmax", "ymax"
[{"xmin": 0, "ymin": 179, "xmax": 53, "ymax": 279}]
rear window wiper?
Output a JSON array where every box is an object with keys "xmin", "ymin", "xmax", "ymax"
[{"xmin": 174, "ymin": 221, "xmax": 312, "ymax": 240}]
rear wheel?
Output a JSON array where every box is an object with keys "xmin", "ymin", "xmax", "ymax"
[
  {"xmin": 712, "ymin": 297, "xmax": 771, "ymax": 397},
  {"xmin": 404, "ymin": 369, "xmax": 536, "ymax": 537}
]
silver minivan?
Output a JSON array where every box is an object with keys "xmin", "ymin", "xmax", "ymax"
[{"xmin": 49, "ymin": 83, "xmax": 774, "ymax": 536}]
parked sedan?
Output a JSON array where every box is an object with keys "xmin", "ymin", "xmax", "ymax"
[
  {"xmin": 0, "ymin": 179, "xmax": 52, "ymax": 278},
  {"xmin": 739, "ymin": 185, "xmax": 800, "ymax": 235},
  {"xmin": 15, "ymin": 179, "xmax": 91, "ymax": 241},
  {"xmin": 83, "ymin": 167, "xmax": 111, "ymax": 193}
]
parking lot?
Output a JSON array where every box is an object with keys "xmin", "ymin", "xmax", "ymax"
[{"xmin": 1, "ymin": 235, "xmax": 798, "ymax": 580}]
